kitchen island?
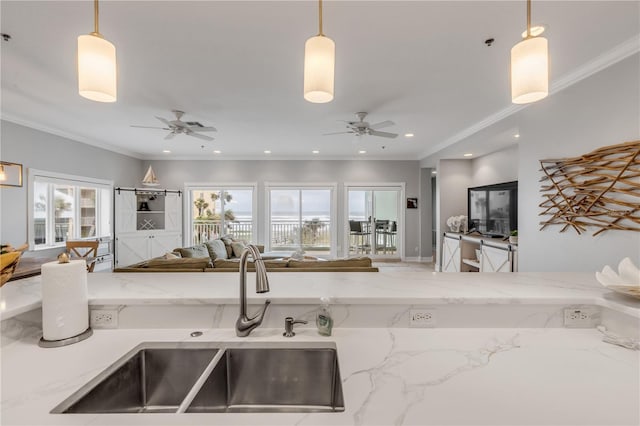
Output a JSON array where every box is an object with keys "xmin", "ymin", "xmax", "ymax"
[{"xmin": 1, "ymin": 271, "xmax": 639, "ymax": 425}]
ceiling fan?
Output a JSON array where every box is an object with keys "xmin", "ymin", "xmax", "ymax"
[
  {"xmin": 131, "ymin": 110, "xmax": 217, "ymax": 141},
  {"xmin": 324, "ymin": 112, "xmax": 398, "ymax": 139}
]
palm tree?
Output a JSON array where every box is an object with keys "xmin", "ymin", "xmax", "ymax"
[{"xmin": 194, "ymin": 198, "xmax": 209, "ymax": 218}]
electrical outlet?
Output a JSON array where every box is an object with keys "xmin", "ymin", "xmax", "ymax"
[
  {"xmin": 409, "ymin": 309, "xmax": 436, "ymax": 327},
  {"xmin": 563, "ymin": 307, "xmax": 598, "ymax": 328},
  {"xmin": 90, "ymin": 309, "xmax": 118, "ymax": 329}
]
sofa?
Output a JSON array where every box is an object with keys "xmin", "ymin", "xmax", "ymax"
[{"xmin": 113, "ymin": 238, "xmax": 378, "ymax": 273}]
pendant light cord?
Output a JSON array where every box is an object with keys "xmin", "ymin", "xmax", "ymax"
[
  {"xmin": 92, "ymin": 0, "xmax": 100, "ymax": 36},
  {"xmin": 526, "ymin": 0, "xmax": 531, "ymax": 38},
  {"xmin": 318, "ymin": 0, "xmax": 324, "ymax": 36}
]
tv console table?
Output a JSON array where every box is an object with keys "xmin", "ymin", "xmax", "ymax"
[{"xmin": 441, "ymin": 232, "xmax": 518, "ymax": 272}]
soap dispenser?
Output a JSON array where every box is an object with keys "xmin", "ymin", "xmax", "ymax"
[{"xmin": 316, "ymin": 297, "xmax": 333, "ymax": 336}]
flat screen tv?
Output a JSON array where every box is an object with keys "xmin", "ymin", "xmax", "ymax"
[{"xmin": 467, "ymin": 181, "xmax": 518, "ymax": 238}]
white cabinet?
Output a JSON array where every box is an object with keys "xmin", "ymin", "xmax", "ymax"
[
  {"xmin": 480, "ymin": 244, "xmax": 514, "ymax": 272},
  {"xmin": 114, "ymin": 188, "xmax": 183, "ymax": 267},
  {"xmin": 116, "ymin": 232, "xmax": 182, "ymax": 267},
  {"xmin": 441, "ymin": 234, "xmax": 462, "ymax": 272},
  {"xmin": 441, "ymin": 232, "xmax": 517, "ymax": 273}
]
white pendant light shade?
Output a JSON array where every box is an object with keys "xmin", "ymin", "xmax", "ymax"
[
  {"xmin": 511, "ymin": 36, "xmax": 549, "ymax": 104},
  {"xmin": 304, "ymin": 35, "xmax": 335, "ymax": 103},
  {"xmin": 77, "ymin": 34, "xmax": 117, "ymax": 102}
]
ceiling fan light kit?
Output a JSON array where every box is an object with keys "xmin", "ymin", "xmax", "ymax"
[
  {"xmin": 131, "ymin": 110, "xmax": 217, "ymax": 141},
  {"xmin": 77, "ymin": 0, "xmax": 117, "ymax": 103},
  {"xmin": 304, "ymin": 0, "xmax": 335, "ymax": 103},
  {"xmin": 510, "ymin": 0, "xmax": 549, "ymax": 104}
]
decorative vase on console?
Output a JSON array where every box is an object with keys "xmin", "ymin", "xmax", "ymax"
[{"xmin": 446, "ymin": 215, "xmax": 467, "ymax": 233}]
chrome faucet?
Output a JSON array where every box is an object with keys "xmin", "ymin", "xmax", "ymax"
[{"xmin": 235, "ymin": 244, "xmax": 271, "ymax": 337}]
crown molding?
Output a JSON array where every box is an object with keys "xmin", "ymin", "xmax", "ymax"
[
  {"xmin": 419, "ymin": 34, "xmax": 640, "ymax": 161},
  {"xmin": 1, "ymin": 114, "xmax": 144, "ymax": 160}
]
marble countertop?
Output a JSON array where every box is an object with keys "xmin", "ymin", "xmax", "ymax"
[
  {"xmin": 1, "ymin": 326, "xmax": 638, "ymax": 426},
  {"xmin": 2, "ymin": 271, "xmax": 639, "ymax": 320}
]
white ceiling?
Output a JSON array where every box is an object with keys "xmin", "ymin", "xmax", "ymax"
[{"xmin": 1, "ymin": 1, "xmax": 638, "ymax": 161}]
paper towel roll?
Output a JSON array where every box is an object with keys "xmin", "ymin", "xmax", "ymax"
[{"xmin": 41, "ymin": 260, "xmax": 89, "ymax": 341}]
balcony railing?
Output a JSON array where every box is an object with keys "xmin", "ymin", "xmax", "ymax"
[{"xmin": 191, "ymin": 219, "xmax": 331, "ymax": 252}]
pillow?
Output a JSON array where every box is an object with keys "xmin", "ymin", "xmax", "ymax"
[
  {"xmin": 174, "ymin": 244, "xmax": 210, "ymax": 259},
  {"xmin": 205, "ymin": 240, "xmax": 228, "ymax": 260},
  {"xmin": 230, "ymin": 241, "xmax": 247, "ymax": 258},
  {"xmin": 162, "ymin": 252, "xmax": 181, "ymax": 259},
  {"xmin": 146, "ymin": 257, "xmax": 211, "ymax": 269},
  {"xmin": 220, "ymin": 237, "xmax": 234, "ymax": 258}
]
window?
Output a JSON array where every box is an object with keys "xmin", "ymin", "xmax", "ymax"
[
  {"xmin": 266, "ymin": 184, "xmax": 336, "ymax": 256},
  {"xmin": 29, "ymin": 170, "xmax": 112, "ymax": 249},
  {"xmin": 345, "ymin": 184, "xmax": 404, "ymax": 258},
  {"xmin": 185, "ymin": 185, "xmax": 256, "ymax": 245}
]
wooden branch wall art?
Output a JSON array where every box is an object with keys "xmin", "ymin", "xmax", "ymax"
[{"xmin": 539, "ymin": 140, "xmax": 640, "ymax": 236}]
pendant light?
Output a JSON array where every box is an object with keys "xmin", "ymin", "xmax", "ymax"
[
  {"xmin": 77, "ymin": 0, "xmax": 117, "ymax": 102},
  {"xmin": 0, "ymin": 165, "xmax": 6, "ymax": 182},
  {"xmin": 510, "ymin": 0, "xmax": 549, "ymax": 104},
  {"xmin": 303, "ymin": 0, "xmax": 335, "ymax": 103}
]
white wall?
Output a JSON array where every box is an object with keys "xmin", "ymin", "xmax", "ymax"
[
  {"xmin": 0, "ymin": 121, "xmax": 141, "ymax": 252},
  {"xmin": 517, "ymin": 55, "xmax": 640, "ymax": 271},
  {"xmin": 435, "ymin": 159, "xmax": 472, "ymax": 268},
  {"xmin": 471, "ymin": 145, "xmax": 518, "ymax": 187},
  {"xmin": 147, "ymin": 159, "xmax": 422, "ymax": 259}
]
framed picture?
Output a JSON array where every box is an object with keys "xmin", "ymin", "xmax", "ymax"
[
  {"xmin": 406, "ymin": 197, "xmax": 418, "ymax": 209},
  {"xmin": 0, "ymin": 162, "xmax": 23, "ymax": 187}
]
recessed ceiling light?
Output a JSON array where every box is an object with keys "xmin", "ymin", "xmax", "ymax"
[
  {"xmin": 312, "ymin": 150, "xmax": 320, "ymax": 154},
  {"xmin": 162, "ymin": 150, "xmax": 171, "ymax": 153},
  {"xmin": 521, "ymin": 25, "xmax": 546, "ymax": 38},
  {"xmin": 431, "ymin": 170, "xmax": 437, "ymax": 175},
  {"xmin": 463, "ymin": 153, "xmax": 473, "ymax": 157},
  {"xmin": 514, "ymin": 133, "xmax": 520, "ymax": 138},
  {"xmin": 264, "ymin": 150, "xmax": 271, "ymax": 154},
  {"xmin": 404, "ymin": 133, "xmax": 414, "ymax": 138},
  {"xmin": 213, "ymin": 150, "xmax": 221, "ymax": 154},
  {"xmin": 358, "ymin": 150, "xmax": 367, "ymax": 154}
]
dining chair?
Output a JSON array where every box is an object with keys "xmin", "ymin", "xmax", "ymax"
[{"xmin": 66, "ymin": 240, "xmax": 100, "ymax": 272}]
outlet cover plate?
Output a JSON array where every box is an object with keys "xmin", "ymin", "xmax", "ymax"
[
  {"xmin": 563, "ymin": 307, "xmax": 599, "ymax": 328},
  {"xmin": 409, "ymin": 309, "xmax": 436, "ymax": 327},
  {"xmin": 90, "ymin": 309, "xmax": 118, "ymax": 329}
]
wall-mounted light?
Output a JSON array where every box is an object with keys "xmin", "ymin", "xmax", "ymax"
[
  {"xmin": 303, "ymin": 0, "xmax": 335, "ymax": 103},
  {"xmin": 0, "ymin": 162, "xmax": 23, "ymax": 187},
  {"xmin": 510, "ymin": 0, "xmax": 549, "ymax": 104},
  {"xmin": 78, "ymin": 0, "xmax": 117, "ymax": 102}
]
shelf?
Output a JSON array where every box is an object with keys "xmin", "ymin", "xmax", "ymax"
[{"xmin": 462, "ymin": 258, "xmax": 480, "ymax": 269}]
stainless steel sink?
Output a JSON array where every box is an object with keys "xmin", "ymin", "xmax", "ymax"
[{"xmin": 52, "ymin": 342, "xmax": 344, "ymax": 414}]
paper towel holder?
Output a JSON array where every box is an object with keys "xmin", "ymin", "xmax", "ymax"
[{"xmin": 38, "ymin": 328, "xmax": 93, "ymax": 348}]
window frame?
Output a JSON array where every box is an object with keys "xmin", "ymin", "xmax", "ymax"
[
  {"xmin": 28, "ymin": 169, "xmax": 113, "ymax": 250},
  {"xmin": 183, "ymin": 182, "xmax": 258, "ymax": 246},
  {"xmin": 264, "ymin": 182, "xmax": 338, "ymax": 257}
]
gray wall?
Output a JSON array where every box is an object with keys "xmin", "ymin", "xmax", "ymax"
[
  {"xmin": 0, "ymin": 121, "xmax": 141, "ymax": 252},
  {"xmin": 435, "ymin": 159, "xmax": 473, "ymax": 268},
  {"xmin": 419, "ymin": 167, "xmax": 433, "ymax": 260},
  {"xmin": 471, "ymin": 145, "xmax": 518, "ymax": 186},
  {"xmin": 517, "ymin": 55, "xmax": 640, "ymax": 271},
  {"xmin": 147, "ymin": 159, "xmax": 422, "ymax": 259}
]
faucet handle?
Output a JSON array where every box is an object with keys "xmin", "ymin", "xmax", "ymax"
[{"xmin": 283, "ymin": 316, "xmax": 308, "ymax": 337}]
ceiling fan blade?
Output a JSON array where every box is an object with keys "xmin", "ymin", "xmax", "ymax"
[
  {"xmin": 369, "ymin": 120, "xmax": 395, "ymax": 130},
  {"xmin": 131, "ymin": 125, "xmax": 170, "ymax": 130},
  {"xmin": 188, "ymin": 132, "xmax": 214, "ymax": 141},
  {"xmin": 164, "ymin": 132, "xmax": 176, "ymax": 140},
  {"xmin": 323, "ymin": 131, "xmax": 355, "ymax": 136},
  {"xmin": 369, "ymin": 130, "xmax": 398, "ymax": 139},
  {"xmin": 155, "ymin": 116, "xmax": 172, "ymax": 126},
  {"xmin": 189, "ymin": 126, "xmax": 217, "ymax": 132}
]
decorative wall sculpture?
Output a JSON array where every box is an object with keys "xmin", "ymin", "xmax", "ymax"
[{"xmin": 539, "ymin": 140, "xmax": 640, "ymax": 236}]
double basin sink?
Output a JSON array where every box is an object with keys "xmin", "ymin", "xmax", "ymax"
[{"xmin": 52, "ymin": 341, "xmax": 344, "ymax": 414}]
